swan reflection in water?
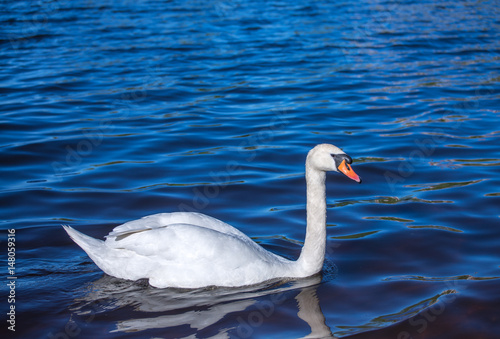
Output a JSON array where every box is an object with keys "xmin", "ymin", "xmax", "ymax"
[{"xmin": 70, "ymin": 274, "xmax": 336, "ymax": 338}]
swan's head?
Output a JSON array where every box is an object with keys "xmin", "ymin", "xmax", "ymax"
[{"xmin": 307, "ymin": 144, "xmax": 361, "ymax": 183}]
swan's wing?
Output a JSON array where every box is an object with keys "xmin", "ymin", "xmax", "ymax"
[
  {"xmin": 105, "ymin": 223, "xmax": 271, "ymax": 263},
  {"xmin": 106, "ymin": 212, "xmax": 247, "ymax": 240},
  {"xmin": 105, "ymin": 222, "xmax": 288, "ymax": 288}
]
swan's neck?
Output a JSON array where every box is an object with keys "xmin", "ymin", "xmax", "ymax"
[{"xmin": 296, "ymin": 164, "xmax": 327, "ymax": 276}]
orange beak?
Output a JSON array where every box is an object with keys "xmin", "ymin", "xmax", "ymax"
[{"xmin": 338, "ymin": 159, "xmax": 361, "ymax": 183}]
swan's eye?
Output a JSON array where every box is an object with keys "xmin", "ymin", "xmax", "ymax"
[{"xmin": 332, "ymin": 154, "xmax": 353, "ymax": 167}]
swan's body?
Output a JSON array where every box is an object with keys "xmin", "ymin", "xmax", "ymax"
[{"xmin": 64, "ymin": 144, "xmax": 361, "ymax": 288}]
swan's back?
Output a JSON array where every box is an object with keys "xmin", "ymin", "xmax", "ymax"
[{"xmin": 106, "ymin": 212, "xmax": 248, "ymax": 240}]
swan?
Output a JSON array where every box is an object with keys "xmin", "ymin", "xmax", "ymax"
[{"xmin": 63, "ymin": 144, "xmax": 361, "ymax": 288}]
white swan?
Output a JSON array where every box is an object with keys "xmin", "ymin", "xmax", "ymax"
[{"xmin": 63, "ymin": 144, "xmax": 361, "ymax": 288}]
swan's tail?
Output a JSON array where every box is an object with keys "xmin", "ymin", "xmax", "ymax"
[
  {"xmin": 62, "ymin": 225, "xmax": 107, "ymax": 267},
  {"xmin": 63, "ymin": 225, "xmax": 103, "ymax": 250}
]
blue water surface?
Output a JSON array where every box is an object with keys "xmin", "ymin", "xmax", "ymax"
[{"xmin": 1, "ymin": 0, "xmax": 500, "ymax": 338}]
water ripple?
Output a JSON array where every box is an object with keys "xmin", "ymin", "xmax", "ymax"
[{"xmin": 2, "ymin": 0, "xmax": 500, "ymax": 338}]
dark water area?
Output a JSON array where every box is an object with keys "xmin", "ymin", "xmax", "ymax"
[{"xmin": 1, "ymin": 0, "xmax": 500, "ymax": 338}]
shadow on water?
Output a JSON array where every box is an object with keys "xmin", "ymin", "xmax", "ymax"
[
  {"xmin": 67, "ymin": 270, "xmax": 470, "ymax": 338},
  {"xmin": 70, "ymin": 274, "xmax": 337, "ymax": 338}
]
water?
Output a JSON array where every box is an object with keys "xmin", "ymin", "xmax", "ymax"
[{"xmin": 1, "ymin": 0, "xmax": 499, "ymax": 338}]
